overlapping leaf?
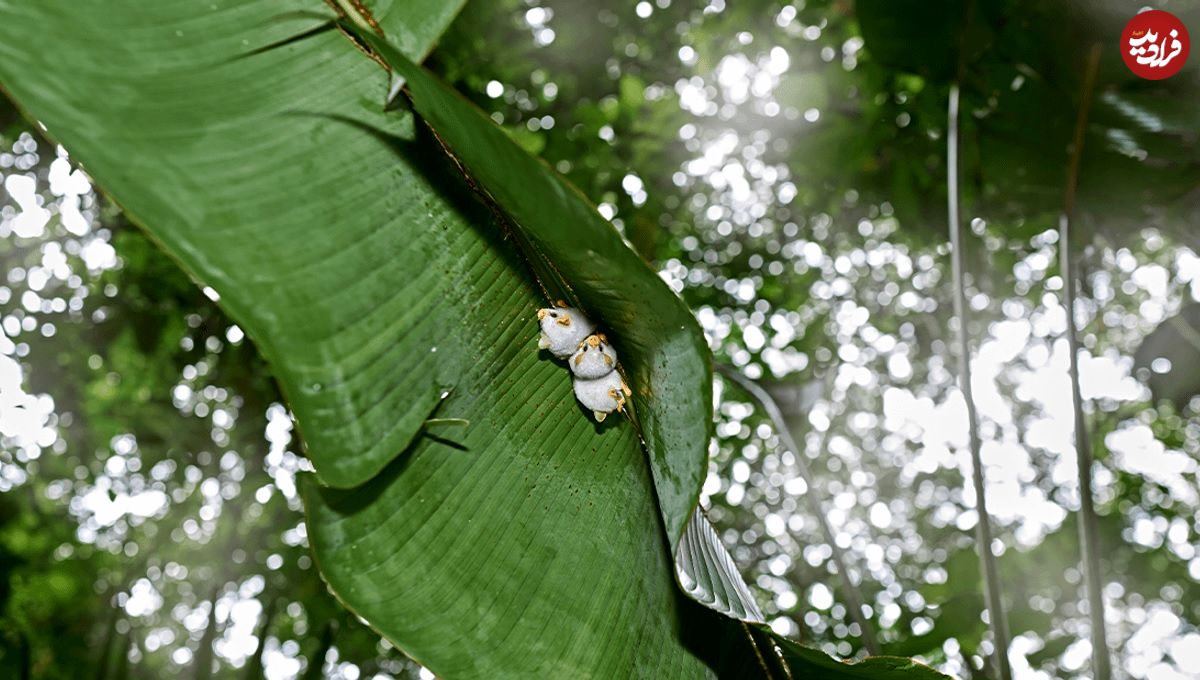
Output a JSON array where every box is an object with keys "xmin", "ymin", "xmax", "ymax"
[
  {"xmin": 0, "ymin": 1, "xmax": 723, "ymax": 676},
  {"xmin": 349, "ymin": 22, "xmax": 766, "ymax": 625},
  {"xmin": 343, "ymin": 25, "xmax": 950, "ymax": 679},
  {"xmin": 1, "ymin": 3, "xmax": 952, "ymax": 677},
  {"xmin": 0, "ymin": 0, "xmax": 468, "ymax": 490},
  {"xmin": 355, "ymin": 25, "xmax": 711, "ymax": 547},
  {"xmin": 768, "ymin": 630, "xmax": 951, "ymax": 680}
]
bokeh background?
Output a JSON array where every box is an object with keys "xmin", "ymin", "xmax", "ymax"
[{"xmin": 2, "ymin": 0, "xmax": 1199, "ymax": 678}]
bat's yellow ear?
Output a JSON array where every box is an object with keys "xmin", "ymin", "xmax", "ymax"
[
  {"xmin": 555, "ymin": 299, "xmax": 568, "ymax": 308},
  {"xmin": 537, "ymin": 309, "xmax": 548, "ymax": 320}
]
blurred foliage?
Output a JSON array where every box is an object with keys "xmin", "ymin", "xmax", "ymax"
[
  {"xmin": 3, "ymin": 0, "xmax": 1200, "ymax": 678},
  {"xmin": 1134, "ymin": 303, "xmax": 1200, "ymax": 407}
]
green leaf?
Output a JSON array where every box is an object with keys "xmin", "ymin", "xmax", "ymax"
[
  {"xmin": 353, "ymin": 18, "xmax": 709, "ymax": 554},
  {"xmin": 0, "ymin": 0, "xmax": 469, "ymax": 490},
  {"xmin": 763, "ymin": 626, "xmax": 952, "ymax": 679},
  {"xmin": 853, "ymin": 1, "xmax": 1200, "ymax": 250},
  {"xmin": 348, "ymin": 23, "xmax": 772, "ymax": 626},
  {"xmin": 856, "ymin": 0, "xmax": 967, "ymax": 82},
  {"xmin": 2, "ymin": 4, "xmax": 948, "ymax": 677},
  {"xmin": 0, "ymin": 1, "xmax": 745, "ymax": 676},
  {"xmin": 332, "ymin": 29, "xmax": 954, "ymax": 679}
]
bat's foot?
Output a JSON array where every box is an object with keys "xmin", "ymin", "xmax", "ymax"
[{"xmin": 609, "ymin": 388, "xmax": 626, "ymax": 412}]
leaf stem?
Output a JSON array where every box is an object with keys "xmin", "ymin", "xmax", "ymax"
[
  {"xmin": 1060, "ymin": 43, "xmax": 1112, "ymax": 680},
  {"xmin": 946, "ymin": 82, "xmax": 1013, "ymax": 680},
  {"xmin": 326, "ymin": 0, "xmax": 381, "ymax": 36},
  {"xmin": 715, "ymin": 364, "xmax": 881, "ymax": 656}
]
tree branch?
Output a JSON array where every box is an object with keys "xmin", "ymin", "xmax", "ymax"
[
  {"xmin": 1060, "ymin": 42, "xmax": 1112, "ymax": 680},
  {"xmin": 947, "ymin": 82, "xmax": 1013, "ymax": 680}
]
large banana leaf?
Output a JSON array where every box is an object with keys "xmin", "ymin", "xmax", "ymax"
[
  {"xmin": 360, "ymin": 31, "xmax": 711, "ymax": 548},
  {"xmin": 309, "ymin": 20, "xmax": 948, "ymax": 679},
  {"xmin": 0, "ymin": 2, "xmax": 948, "ymax": 677},
  {"xmin": 344, "ymin": 22, "xmax": 765, "ymax": 625},
  {"xmin": 0, "ymin": 0, "xmax": 469, "ymax": 490},
  {"xmin": 0, "ymin": 1, "xmax": 743, "ymax": 676}
]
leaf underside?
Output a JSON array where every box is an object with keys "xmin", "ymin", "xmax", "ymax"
[
  {"xmin": 0, "ymin": 3, "xmax": 950, "ymax": 677},
  {"xmin": 339, "ymin": 25, "xmax": 952, "ymax": 679},
  {"xmin": 349, "ymin": 24, "xmax": 767, "ymax": 629},
  {"xmin": 0, "ymin": 1, "xmax": 722, "ymax": 676}
]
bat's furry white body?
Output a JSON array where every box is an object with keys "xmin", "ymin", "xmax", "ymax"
[
  {"xmin": 536, "ymin": 304, "xmax": 629, "ymax": 421},
  {"xmin": 572, "ymin": 370, "xmax": 627, "ymax": 422},
  {"xmin": 569, "ymin": 334, "xmax": 618, "ymax": 379},
  {"xmin": 537, "ymin": 305, "xmax": 595, "ymax": 358}
]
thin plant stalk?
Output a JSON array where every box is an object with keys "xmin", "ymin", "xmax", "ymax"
[
  {"xmin": 947, "ymin": 82, "xmax": 1013, "ymax": 680},
  {"xmin": 1060, "ymin": 43, "xmax": 1112, "ymax": 680},
  {"xmin": 716, "ymin": 364, "xmax": 881, "ymax": 656}
]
